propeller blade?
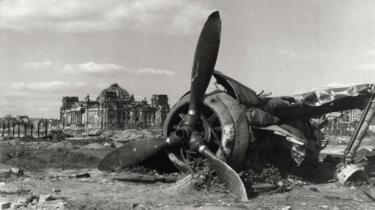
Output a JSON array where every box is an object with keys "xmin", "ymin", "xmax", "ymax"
[
  {"xmin": 190, "ymin": 132, "xmax": 248, "ymax": 201},
  {"xmin": 189, "ymin": 11, "xmax": 221, "ymax": 115},
  {"xmin": 98, "ymin": 137, "xmax": 169, "ymax": 171},
  {"xmin": 199, "ymin": 145, "xmax": 248, "ymax": 201}
]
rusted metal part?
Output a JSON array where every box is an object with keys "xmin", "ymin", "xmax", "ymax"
[
  {"xmin": 336, "ymin": 163, "xmax": 365, "ymax": 184},
  {"xmin": 205, "ymin": 92, "xmax": 250, "ymax": 169},
  {"xmin": 213, "ymin": 71, "xmax": 260, "ymax": 108},
  {"xmin": 295, "ymin": 84, "xmax": 373, "ymax": 107},
  {"xmin": 177, "ymin": 71, "xmax": 260, "ymax": 107},
  {"xmin": 334, "ymin": 88, "xmax": 375, "ymax": 184},
  {"xmin": 253, "ymin": 125, "xmax": 306, "ymax": 165},
  {"xmin": 264, "ymin": 84, "xmax": 374, "ymax": 119},
  {"xmin": 164, "ymin": 91, "xmax": 249, "ymax": 171},
  {"xmin": 254, "ymin": 125, "xmax": 306, "ymax": 145},
  {"xmin": 344, "ymin": 89, "xmax": 375, "ymax": 164}
]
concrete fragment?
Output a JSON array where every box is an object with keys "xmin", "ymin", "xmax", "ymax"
[
  {"xmin": 103, "ymin": 142, "xmax": 112, "ymax": 147},
  {"xmin": 52, "ymin": 188, "xmax": 61, "ymax": 193},
  {"xmin": 281, "ymin": 206, "xmax": 291, "ymax": 210},
  {"xmin": 40, "ymin": 200, "xmax": 66, "ymax": 209},
  {"xmin": 10, "ymin": 168, "xmax": 23, "ymax": 175},
  {"xmin": 11, "ymin": 198, "xmax": 27, "ymax": 209},
  {"xmin": 0, "ymin": 182, "xmax": 5, "ymax": 190},
  {"xmin": 39, "ymin": 194, "xmax": 54, "ymax": 203},
  {"xmin": 76, "ymin": 172, "xmax": 90, "ymax": 178},
  {"xmin": 83, "ymin": 143, "xmax": 105, "ymax": 149},
  {"xmin": 31, "ymin": 199, "xmax": 38, "ymax": 205},
  {"xmin": 0, "ymin": 202, "xmax": 11, "ymax": 209}
]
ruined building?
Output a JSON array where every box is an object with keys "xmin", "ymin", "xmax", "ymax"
[{"xmin": 60, "ymin": 83, "xmax": 169, "ymax": 129}]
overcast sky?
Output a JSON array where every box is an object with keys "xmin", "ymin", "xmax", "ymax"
[{"xmin": 1, "ymin": 0, "xmax": 375, "ymax": 118}]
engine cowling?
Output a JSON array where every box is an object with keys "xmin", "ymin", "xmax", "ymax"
[{"xmin": 163, "ymin": 91, "xmax": 250, "ymax": 171}]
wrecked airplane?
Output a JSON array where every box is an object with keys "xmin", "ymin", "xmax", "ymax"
[{"xmin": 98, "ymin": 11, "xmax": 375, "ymax": 201}]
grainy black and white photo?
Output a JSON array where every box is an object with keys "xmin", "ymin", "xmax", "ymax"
[{"xmin": 1, "ymin": 0, "xmax": 375, "ymax": 209}]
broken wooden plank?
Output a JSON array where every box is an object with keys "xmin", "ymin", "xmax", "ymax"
[{"xmin": 112, "ymin": 174, "xmax": 178, "ymax": 184}]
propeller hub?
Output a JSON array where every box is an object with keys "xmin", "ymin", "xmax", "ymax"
[{"xmin": 182, "ymin": 114, "xmax": 201, "ymax": 131}]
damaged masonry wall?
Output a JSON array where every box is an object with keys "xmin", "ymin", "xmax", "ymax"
[{"xmin": 60, "ymin": 83, "xmax": 170, "ymax": 130}]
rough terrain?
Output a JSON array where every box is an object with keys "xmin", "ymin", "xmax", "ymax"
[{"xmin": 1, "ymin": 131, "xmax": 375, "ymax": 210}]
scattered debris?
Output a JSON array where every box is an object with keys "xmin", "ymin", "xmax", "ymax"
[
  {"xmin": 308, "ymin": 187, "xmax": 319, "ymax": 192},
  {"xmin": 83, "ymin": 143, "xmax": 105, "ymax": 150},
  {"xmin": 52, "ymin": 188, "xmax": 61, "ymax": 193},
  {"xmin": 281, "ymin": 206, "xmax": 291, "ymax": 210},
  {"xmin": 47, "ymin": 141, "xmax": 73, "ymax": 150},
  {"xmin": 0, "ymin": 201, "xmax": 10, "ymax": 210},
  {"xmin": 75, "ymin": 172, "xmax": 90, "ymax": 178},
  {"xmin": 362, "ymin": 189, "xmax": 375, "ymax": 201},
  {"xmin": 39, "ymin": 194, "xmax": 54, "ymax": 203},
  {"xmin": 251, "ymin": 183, "xmax": 279, "ymax": 193},
  {"xmin": 113, "ymin": 174, "xmax": 178, "ymax": 184},
  {"xmin": 111, "ymin": 129, "xmax": 155, "ymax": 141},
  {"xmin": 10, "ymin": 167, "xmax": 23, "ymax": 176},
  {"xmin": 11, "ymin": 198, "xmax": 27, "ymax": 209},
  {"xmin": 165, "ymin": 175, "xmax": 195, "ymax": 194}
]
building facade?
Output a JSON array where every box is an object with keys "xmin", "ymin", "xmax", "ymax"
[
  {"xmin": 324, "ymin": 109, "xmax": 375, "ymax": 136},
  {"xmin": 60, "ymin": 83, "xmax": 169, "ymax": 129}
]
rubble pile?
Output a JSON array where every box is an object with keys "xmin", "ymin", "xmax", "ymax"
[
  {"xmin": 192, "ymin": 157, "xmax": 227, "ymax": 193},
  {"xmin": 111, "ymin": 129, "xmax": 156, "ymax": 142},
  {"xmin": 240, "ymin": 164, "xmax": 283, "ymax": 186},
  {"xmin": 192, "ymin": 159, "xmax": 308, "ymax": 196},
  {"xmin": 1, "ymin": 194, "xmax": 66, "ymax": 209}
]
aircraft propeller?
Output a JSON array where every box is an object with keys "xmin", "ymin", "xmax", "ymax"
[{"xmin": 98, "ymin": 11, "xmax": 248, "ymax": 201}]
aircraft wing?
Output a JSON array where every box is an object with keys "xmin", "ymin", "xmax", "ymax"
[{"xmin": 262, "ymin": 84, "xmax": 374, "ymax": 119}]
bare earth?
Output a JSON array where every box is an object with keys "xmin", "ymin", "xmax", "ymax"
[{"xmin": 1, "ymin": 136, "xmax": 375, "ymax": 210}]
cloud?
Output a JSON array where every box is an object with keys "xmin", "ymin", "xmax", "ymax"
[
  {"xmin": 61, "ymin": 62, "xmax": 126, "ymax": 74},
  {"xmin": 323, "ymin": 82, "xmax": 355, "ymax": 88},
  {"xmin": 354, "ymin": 63, "xmax": 375, "ymax": 71},
  {"xmin": 24, "ymin": 61, "xmax": 54, "ymax": 70},
  {"xmin": 136, "ymin": 68, "xmax": 175, "ymax": 76},
  {"xmin": 23, "ymin": 61, "xmax": 176, "ymax": 77},
  {"xmin": 278, "ymin": 50, "xmax": 313, "ymax": 60},
  {"xmin": 0, "ymin": 0, "xmax": 212, "ymax": 35},
  {"xmin": 9, "ymin": 81, "xmax": 87, "ymax": 91},
  {"xmin": 364, "ymin": 50, "xmax": 375, "ymax": 56}
]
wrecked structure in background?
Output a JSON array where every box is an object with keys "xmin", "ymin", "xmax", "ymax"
[
  {"xmin": 0, "ymin": 115, "xmax": 59, "ymax": 139},
  {"xmin": 60, "ymin": 83, "xmax": 170, "ymax": 130}
]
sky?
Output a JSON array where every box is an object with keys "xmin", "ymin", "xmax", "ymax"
[{"xmin": 2, "ymin": 0, "xmax": 375, "ymax": 118}]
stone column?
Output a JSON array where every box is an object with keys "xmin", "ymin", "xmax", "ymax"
[
  {"xmin": 37, "ymin": 121, "xmax": 40, "ymax": 139},
  {"xmin": 24, "ymin": 123, "xmax": 27, "ymax": 137},
  {"xmin": 45, "ymin": 121, "xmax": 48, "ymax": 137},
  {"xmin": 7, "ymin": 122, "xmax": 10, "ymax": 137},
  {"xmin": 30, "ymin": 123, "xmax": 34, "ymax": 138},
  {"xmin": 17, "ymin": 122, "xmax": 20, "ymax": 137},
  {"xmin": 12, "ymin": 122, "xmax": 15, "ymax": 137}
]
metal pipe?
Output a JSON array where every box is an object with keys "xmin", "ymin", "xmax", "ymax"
[{"xmin": 344, "ymin": 86, "xmax": 375, "ymax": 163}]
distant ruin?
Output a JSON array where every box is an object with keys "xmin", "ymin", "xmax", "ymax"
[{"xmin": 60, "ymin": 83, "xmax": 170, "ymax": 129}]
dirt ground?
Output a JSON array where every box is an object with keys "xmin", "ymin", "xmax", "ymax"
[{"xmin": 1, "ymin": 135, "xmax": 375, "ymax": 210}]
